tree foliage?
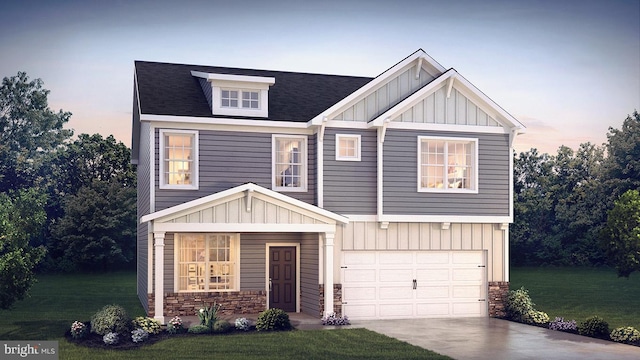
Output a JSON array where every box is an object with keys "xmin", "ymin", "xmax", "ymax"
[
  {"xmin": 600, "ymin": 190, "xmax": 640, "ymax": 278},
  {"xmin": 0, "ymin": 189, "xmax": 47, "ymax": 309}
]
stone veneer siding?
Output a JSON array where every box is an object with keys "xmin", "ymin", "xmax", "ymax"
[
  {"xmin": 147, "ymin": 291, "xmax": 267, "ymax": 317},
  {"xmin": 319, "ymin": 283, "xmax": 342, "ymax": 317},
  {"xmin": 488, "ymin": 281, "xmax": 509, "ymax": 318}
]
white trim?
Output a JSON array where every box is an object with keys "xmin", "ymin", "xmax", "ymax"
[
  {"xmin": 140, "ymin": 114, "xmax": 309, "ymax": 129},
  {"xmin": 158, "ymin": 129, "xmax": 199, "ymax": 190},
  {"xmin": 153, "ymin": 231, "xmax": 165, "ymax": 324},
  {"xmin": 153, "ymin": 222, "xmax": 337, "ymax": 233},
  {"xmin": 335, "ymin": 134, "xmax": 361, "ymax": 161},
  {"xmin": 191, "ymin": 71, "xmax": 276, "ymax": 85},
  {"xmin": 417, "ymin": 136, "xmax": 479, "ymax": 194},
  {"xmin": 265, "ymin": 243, "xmax": 301, "ymax": 312},
  {"xmin": 317, "ymin": 129, "xmax": 324, "ymax": 208},
  {"xmin": 272, "ymin": 134, "xmax": 308, "ymax": 192},
  {"xmin": 213, "ymin": 86, "xmax": 269, "ymax": 118},
  {"xmin": 344, "ymin": 214, "xmax": 378, "ymax": 222},
  {"xmin": 323, "ymin": 232, "xmax": 335, "ymax": 316},
  {"xmin": 504, "ymin": 226, "xmax": 510, "ymax": 282},
  {"xmin": 378, "ymin": 215, "xmax": 513, "ymax": 223},
  {"xmin": 323, "ymin": 121, "xmax": 369, "ymax": 129},
  {"xmin": 383, "ymin": 121, "xmax": 510, "ymax": 134},
  {"xmin": 141, "ymin": 183, "xmax": 348, "ymax": 224},
  {"xmin": 377, "ymin": 128, "xmax": 384, "ymax": 219},
  {"xmin": 149, "ymin": 125, "xmax": 155, "ymax": 212}
]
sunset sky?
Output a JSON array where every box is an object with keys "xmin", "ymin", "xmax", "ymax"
[{"xmin": 1, "ymin": 0, "xmax": 638, "ymax": 154}]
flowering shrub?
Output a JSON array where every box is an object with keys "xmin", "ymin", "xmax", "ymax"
[
  {"xmin": 197, "ymin": 302, "xmax": 221, "ymax": 329},
  {"xmin": 167, "ymin": 316, "xmax": 185, "ymax": 334},
  {"xmin": 505, "ymin": 287, "xmax": 548, "ymax": 325},
  {"xmin": 235, "ymin": 317, "xmax": 251, "ymax": 331},
  {"xmin": 321, "ymin": 313, "xmax": 351, "ymax": 326},
  {"xmin": 528, "ymin": 310, "xmax": 550, "ymax": 326},
  {"xmin": 132, "ymin": 317, "xmax": 161, "ymax": 335},
  {"xmin": 548, "ymin": 317, "xmax": 577, "ymax": 333},
  {"xmin": 91, "ymin": 304, "xmax": 132, "ymax": 335},
  {"xmin": 610, "ymin": 326, "xmax": 640, "ymax": 345},
  {"xmin": 70, "ymin": 321, "xmax": 89, "ymax": 339},
  {"xmin": 103, "ymin": 332, "xmax": 119, "ymax": 345},
  {"xmin": 578, "ymin": 316, "xmax": 610, "ymax": 340},
  {"xmin": 131, "ymin": 328, "xmax": 149, "ymax": 343}
]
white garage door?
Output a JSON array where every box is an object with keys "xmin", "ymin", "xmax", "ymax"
[{"xmin": 342, "ymin": 251, "xmax": 486, "ymax": 320}]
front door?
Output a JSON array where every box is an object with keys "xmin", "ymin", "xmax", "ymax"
[{"xmin": 269, "ymin": 246, "xmax": 296, "ymax": 312}]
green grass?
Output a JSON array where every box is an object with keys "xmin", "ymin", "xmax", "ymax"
[
  {"xmin": 510, "ymin": 267, "xmax": 640, "ymax": 329},
  {"xmin": 0, "ymin": 272, "xmax": 450, "ymax": 360}
]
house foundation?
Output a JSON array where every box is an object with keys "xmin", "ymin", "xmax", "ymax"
[
  {"xmin": 147, "ymin": 291, "xmax": 267, "ymax": 317},
  {"xmin": 488, "ymin": 281, "xmax": 509, "ymax": 318},
  {"xmin": 319, "ymin": 283, "xmax": 342, "ymax": 317}
]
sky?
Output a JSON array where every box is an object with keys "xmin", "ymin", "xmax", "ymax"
[{"xmin": 1, "ymin": 0, "xmax": 638, "ymax": 154}]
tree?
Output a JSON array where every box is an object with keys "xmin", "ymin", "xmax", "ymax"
[
  {"xmin": 0, "ymin": 189, "xmax": 47, "ymax": 308},
  {"xmin": 50, "ymin": 180, "xmax": 136, "ymax": 272},
  {"xmin": 0, "ymin": 72, "xmax": 72, "ymax": 192},
  {"xmin": 600, "ymin": 189, "xmax": 640, "ymax": 278}
]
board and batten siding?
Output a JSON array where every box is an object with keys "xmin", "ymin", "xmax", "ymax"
[
  {"xmin": 323, "ymin": 128, "xmax": 377, "ymax": 214},
  {"xmin": 136, "ymin": 120, "xmax": 151, "ymax": 311},
  {"xmin": 336, "ymin": 222, "xmax": 506, "ymax": 282},
  {"xmin": 332, "ymin": 65, "xmax": 435, "ymax": 122},
  {"xmin": 383, "ymin": 129, "xmax": 510, "ymax": 216},
  {"xmin": 154, "ymin": 129, "xmax": 316, "ymax": 211}
]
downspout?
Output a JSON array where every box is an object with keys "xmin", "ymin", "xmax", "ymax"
[{"xmin": 377, "ymin": 118, "xmax": 391, "ymax": 224}]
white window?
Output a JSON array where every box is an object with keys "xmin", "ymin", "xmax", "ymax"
[
  {"xmin": 242, "ymin": 91, "xmax": 259, "ymax": 109},
  {"xmin": 177, "ymin": 233, "xmax": 239, "ymax": 292},
  {"xmin": 418, "ymin": 137, "xmax": 477, "ymax": 193},
  {"xmin": 159, "ymin": 130, "xmax": 198, "ymax": 189},
  {"xmin": 335, "ymin": 134, "xmax": 361, "ymax": 161},
  {"xmin": 272, "ymin": 135, "xmax": 307, "ymax": 192},
  {"xmin": 221, "ymin": 90, "xmax": 238, "ymax": 108},
  {"xmin": 221, "ymin": 89, "xmax": 259, "ymax": 109}
]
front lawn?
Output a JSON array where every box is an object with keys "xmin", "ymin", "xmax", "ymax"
[
  {"xmin": 0, "ymin": 271, "xmax": 450, "ymax": 360},
  {"xmin": 510, "ymin": 267, "xmax": 640, "ymax": 330}
]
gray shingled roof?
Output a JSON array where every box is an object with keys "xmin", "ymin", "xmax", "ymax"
[{"xmin": 135, "ymin": 61, "xmax": 373, "ymax": 122}]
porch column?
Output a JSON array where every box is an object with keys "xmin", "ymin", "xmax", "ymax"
[
  {"xmin": 153, "ymin": 231, "xmax": 166, "ymax": 324},
  {"xmin": 323, "ymin": 231, "xmax": 335, "ymax": 316}
]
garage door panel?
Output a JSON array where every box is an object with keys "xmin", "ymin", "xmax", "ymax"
[
  {"xmin": 343, "ymin": 304, "xmax": 377, "ymax": 319},
  {"xmin": 417, "ymin": 268, "xmax": 449, "ymax": 281},
  {"xmin": 343, "ymin": 252, "xmax": 376, "ymax": 265},
  {"xmin": 380, "ymin": 303, "xmax": 413, "ymax": 317},
  {"xmin": 453, "ymin": 285, "xmax": 482, "ymax": 298},
  {"xmin": 344, "ymin": 269, "xmax": 376, "ymax": 282},
  {"xmin": 379, "ymin": 285, "xmax": 413, "ymax": 300},
  {"xmin": 452, "ymin": 268, "xmax": 483, "ymax": 281},
  {"xmin": 343, "ymin": 286, "xmax": 376, "ymax": 301},
  {"xmin": 416, "ymin": 302, "xmax": 450, "ymax": 316},
  {"xmin": 380, "ymin": 268, "xmax": 412, "ymax": 282},
  {"xmin": 379, "ymin": 252, "xmax": 413, "ymax": 264},
  {"xmin": 452, "ymin": 252, "xmax": 483, "ymax": 264},
  {"xmin": 416, "ymin": 252, "xmax": 449, "ymax": 264},
  {"xmin": 453, "ymin": 301, "xmax": 484, "ymax": 316},
  {"xmin": 416, "ymin": 286, "xmax": 449, "ymax": 299}
]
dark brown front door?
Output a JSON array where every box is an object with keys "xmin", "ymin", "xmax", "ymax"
[{"xmin": 269, "ymin": 246, "xmax": 296, "ymax": 312}]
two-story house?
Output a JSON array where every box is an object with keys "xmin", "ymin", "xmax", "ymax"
[{"xmin": 132, "ymin": 49, "xmax": 525, "ymax": 323}]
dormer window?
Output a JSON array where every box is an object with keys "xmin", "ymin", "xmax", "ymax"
[{"xmin": 191, "ymin": 71, "xmax": 275, "ymax": 118}]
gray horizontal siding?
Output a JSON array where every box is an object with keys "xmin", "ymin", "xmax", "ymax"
[
  {"xmin": 164, "ymin": 233, "xmax": 175, "ymax": 292},
  {"xmin": 323, "ymin": 128, "xmax": 377, "ymax": 214},
  {"xmin": 154, "ymin": 129, "xmax": 316, "ymax": 211},
  {"xmin": 137, "ymin": 121, "xmax": 151, "ymax": 312},
  {"xmin": 300, "ymin": 233, "xmax": 319, "ymax": 316},
  {"xmin": 383, "ymin": 129, "xmax": 510, "ymax": 216}
]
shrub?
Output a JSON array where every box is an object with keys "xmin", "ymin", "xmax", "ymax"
[
  {"xmin": 91, "ymin": 304, "xmax": 132, "ymax": 336},
  {"xmin": 131, "ymin": 328, "xmax": 149, "ymax": 343},
  {"xmin": 321, "ymin": 313, "xmax": 351, "ymax": 326},
  {"xmin": 610, "ymin": 326, "xmax": 640, "ymax": 345},
  {"xmin": 256, "ymin": 308, "xmax": 292, "ymax": 331},
  {"xmin": 548, "ymin": 317, "xmax": 577, "ymax": 333},
  {"xmin": 70, "ymin": 321, "xmax": 89, "ymax": 339},
  {"xmin": 578, "ymin": 316, "xmax": 610, "ymax": 339},
  {"xmin": 235, "ymin": 317, "xmax": 251, "ymax": 331},
  {"xmin": 505, "ymin": 287, "xmax": 535, "ymax": 323},
  {"xmin": 102, "ymin": 332, "xmax": 119, "ymax": 345},
  {"xmin": 197, "ymin": 302, "xmax": 221, "ymax": 329},
  {"xmin": 529, "ymin": 310, "xmax": 550, "ymax": 326},
  {"xmin": 132, "ymin": 316, "xmax": 161, "ymax": 335},
  {"xmin": 188, "ymin": 324, "xmax": 212, "ymax": 334},
  {"xmin": 167, "ymin": 316, "xmax": 185, "ymax": 334},
  {"xmin": 213, "ymin": 319, "xmax": 232, "ymax": 333}
]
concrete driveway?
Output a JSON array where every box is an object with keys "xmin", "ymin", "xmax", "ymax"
[{"xmin": 355, "ymin": 318, "xmax": 640, "ymax": 360}]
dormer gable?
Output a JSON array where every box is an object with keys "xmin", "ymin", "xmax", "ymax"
[{"xmin": 191, "ymin": 71, "xmax": 275, "ymax": 118}]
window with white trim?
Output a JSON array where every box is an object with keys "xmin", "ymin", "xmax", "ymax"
[
  {"xmin": 177, "ymin": 233, "xmax": 239, "ymax": 292},
  {"xmin": 335, "ymin": 134, "xmax": 361, "ymax": 161},
  {"xmin": 160, "ymin": 130, "xmax": 198, "ymax": 189},
  {"xmin": 273, "ymin": 135, "xmax": 307, "ymax": 191},
  {"xmin": 418, "ymin": 137, "xmax": 477, "ymax": 192},
  {"xmin": 221, "ymin": 89, "xmax": 259, "ymax": 109}
]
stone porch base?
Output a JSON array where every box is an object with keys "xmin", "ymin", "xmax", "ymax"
[{"xmin": 488, "ymin": 281, "xmax": 509, "ymax": 318}]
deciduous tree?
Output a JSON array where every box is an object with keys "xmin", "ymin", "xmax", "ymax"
[{"xmin": 600, "ymin": 189, "xmax": 640, "ymax": 278}]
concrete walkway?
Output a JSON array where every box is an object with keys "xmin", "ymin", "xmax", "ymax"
[{"xmin": 354, "ymin": 317, "xmax": 640, "ymax": 360}]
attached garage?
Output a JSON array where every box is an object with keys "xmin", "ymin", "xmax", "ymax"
[{"xmin": 341, "ymin": 251, "xmax": 487, "ymax": 320}]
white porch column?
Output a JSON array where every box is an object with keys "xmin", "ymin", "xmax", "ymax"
[
  {"xmin": 153, "ymin": 231, "xmax": 166, "ymax": 324},
  {"xmin": 323, "ymin": 231, "xmax": 335, "ymax": 316}
]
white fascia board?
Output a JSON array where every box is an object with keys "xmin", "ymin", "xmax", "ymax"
[
  {"xmin": 308, "ymin": 50, "xmax": 445, "ymax": 126},
  {"xmin": 324, "ymin": 120, "xmax": 369, "ymax": 129},
  {"xmin": 378, "ymin": 215, "xmax": 513, "ymax": 224},
  {"xmin": 140, "ymin": 114, "xmax": 309, "ymax": 129},
  {"xmin": 385, "ymin": 121, "xmax": 510, "ymax": 134},
  {"xmin": 141, "ymin": 183, "xmax": 349, "ymax": 224},
  {"xmin": 153, "ymin": 222, "xmax": 336, "ymax": 233},
  {"xmin": 190, "ymin": 71, "xmax": 275, "ymax": 85}
]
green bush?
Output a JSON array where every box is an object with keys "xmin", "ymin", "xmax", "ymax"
[
  {"xmin": 610, "ymin": 326, "xmax": 640, "ymax": 345},
  {"xmin": 132, "ymin": 316, "xmax": 161, "ymax": 335},
  {"xmin": 90, "ymin": 304, "xmax": 132, "ymax": 336},
  {"xmin": 187, "ymin": 324, "xmax": 212, "ymax": 334},
  {"xmin": 212, "ymin": 319, "xmax": 232, "ymax": 333},
  {"xmin": 256, "ymin": 308, "xmax": 291, "ymax": 331},
  {"xmin": 578, "ymin": 316, "xmax": 610, "ymax": 339},
  {"xmin": 528, "ymin": 310, "xmax": 550, "ymax": 326}
]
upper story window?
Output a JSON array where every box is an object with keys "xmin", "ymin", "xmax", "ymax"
[
  {"xmin": 418, "ymin": 136, "xmax": 477, "ymax": 193},
  {"xmin": 159, "ymin": 129, "xmax": 198, "ymax": 190},
  {"xmin": 221, "ymin": 90, "xmax": 260, "ymax": 109},
  {"xmin": 177, "ymin": 233, "xmax": 239, "ymax": 292},
  {"xmin": 272, "ymin": 135, "xmax": 307, "ymax": 192},
  {"xmin": 335, "ymin": 134, "xmax": 361, "ymax": 161}
]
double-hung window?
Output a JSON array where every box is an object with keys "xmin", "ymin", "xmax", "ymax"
[
  {"xmin": 272, "ymin": 135, "xmax": 307, "ymax": 191},
  {"xmin": 418, "ymin": 136, "xmax": 477, "ymax": 193},
  {"xmin": 335, "ymin": 134, "xmax": 361, "ymax": 161},
  {"xmin": 159, "ymin": 130, "xmax": 198, "ymax": 189},
  {"xmin": 177, "ymin": 233, "xmax": 239, "ymax": 292},
  {"xmin": 221, "ymin": 89, "xmax": 260, "ymax": 109}
]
